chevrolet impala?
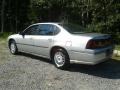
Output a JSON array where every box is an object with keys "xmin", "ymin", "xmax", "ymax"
[{"xmin": 8, "ymin": 23, "xmax": 114, "ymax": 69}]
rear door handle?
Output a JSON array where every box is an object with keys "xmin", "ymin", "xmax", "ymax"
[{"xmin": 30, "ymin": 37, "xmax": 33, "ymax": 40}]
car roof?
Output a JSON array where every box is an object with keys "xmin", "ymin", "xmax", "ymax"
[{"xmin": 31, "ymin": 22, "xmax": 60, "ymax": 26}]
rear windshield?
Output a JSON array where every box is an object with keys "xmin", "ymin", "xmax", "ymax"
[{"xmin": 59, "ymin": 23, "xmax": 87, "ymax": 34}]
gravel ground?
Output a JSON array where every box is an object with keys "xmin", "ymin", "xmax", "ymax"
[{"xmin": 0, "ymin": 40, "xmax": 120, "ymax": 90}]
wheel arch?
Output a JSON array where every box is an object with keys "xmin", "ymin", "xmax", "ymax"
[
  {"xmin": 50, "ymin": 46, "xmax": 70, "ymax": 60},
  {"xmin": 8, "ymin": 38, "xmax": 15, "ymax": 47}
]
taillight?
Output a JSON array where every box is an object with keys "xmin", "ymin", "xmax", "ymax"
[
  {"xmin": 86, "ymin": 39, "xmax": 112, "ymax": 49},
  {"xmin": 86, "ymin": 40, "xmax": 97, "ymax": 49}
]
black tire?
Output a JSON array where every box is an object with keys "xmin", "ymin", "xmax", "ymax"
[
  {"xmin": 9, "ymin": 40, "xmax": 18, "ymax": 55},
  {"xmin": 52, "ymin": 49, "xmax": 70, "ymax": 69}
]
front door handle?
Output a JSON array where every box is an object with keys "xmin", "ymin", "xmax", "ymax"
[{"xmin": 48, "ymin": 39, "xmax": 52, "ymax": 42}]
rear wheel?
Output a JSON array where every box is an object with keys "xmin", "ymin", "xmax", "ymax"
[
  {"xmin": 9, "ymin": 40, "xmax": 18, "ymax": 54},
  {"xmin": 52, "ymin": 49, "xmax": 70, "ymax": 69}
]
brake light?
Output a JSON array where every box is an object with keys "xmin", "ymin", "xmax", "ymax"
[
  {"xmin": 86, "ymin": 39, "xmax": 111, "ymax": 49},
  {"xmin": 86, "ymin": 40, "xmax": 97, "ymax": 49}
]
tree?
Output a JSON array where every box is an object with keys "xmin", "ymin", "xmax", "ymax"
[
  {"xmin": 1, "ymin": 0, "xmax": 5, "ymax": 33},
  {"xmin": 0, "ymin": 0, "xmax": 119, "ymax": 43}
]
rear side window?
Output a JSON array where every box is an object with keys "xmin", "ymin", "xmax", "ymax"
[
  {"xmin": 54, "ymin": 26, "xmax": 60, "ymax": 35},
  {"xmin": 37, "ymin": 24, "xmax": 54, "ymax": 35},
  {"xmin": 37, "ymin": 24, "xmax": 60, "ymax": 35}
]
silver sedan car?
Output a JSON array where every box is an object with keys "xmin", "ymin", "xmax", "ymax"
[{"xmin": 8, "ymin": 23, "xmax": 114, "ymax": 69}]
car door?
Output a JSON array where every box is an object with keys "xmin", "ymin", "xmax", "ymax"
[
  {"xmin": 16, "ymin": 25, "xmax": 39, "ymax": 53},
  {"xmin": 33, "ymin": 24, "xmax": 56, "ymax": 57}
]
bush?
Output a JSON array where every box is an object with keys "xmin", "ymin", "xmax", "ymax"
[
  {"xmin": 87, "ymin": 21, "xmax": 120, "ymax": 44},
  {"xmin": 0, "ymin": 32, "xmax": 13, "ymax": 39}
]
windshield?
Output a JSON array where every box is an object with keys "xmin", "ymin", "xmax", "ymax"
[{"xmin": 60, "ymin": 23, "xmax": 87, "ymax": 34}]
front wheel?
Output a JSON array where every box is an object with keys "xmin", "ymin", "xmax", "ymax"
[
  {"xmin": 9, "ymin": 40, "xmax": 18, "ymax": 54},
  {"xmin": 52, "ymin": 49, "xmax": 70, "ymax": 69}
]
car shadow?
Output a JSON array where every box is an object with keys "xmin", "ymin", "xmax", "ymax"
[
  {"xmin": 18, "ymin": 52, "xmax": 52, "ymax": 64},
  {"xmin": 67, "ymin": 59, "xmax": 120, "ymax": 79},
  {"xmin": 18, "ymin": 53, "xmax": 120, "ymax": 79}
]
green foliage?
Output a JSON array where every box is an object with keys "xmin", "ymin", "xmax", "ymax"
[
  {"xmin": 116, "ymin": 45, "xmax": 120, "ymax": 51},
  {"xmin": 0, "ymin": 32, "xmax": 13, "ymax": 39},
  {"xmin": 0, "ymin": 0, "xmax": 120, "ymax": 43}
]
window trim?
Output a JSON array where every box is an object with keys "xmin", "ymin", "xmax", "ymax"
[
  {"xmin": 23, "ymin": 25, "xmax": 39, "ymax": 35},
  {"xmin": 37, "ymin": 24, "xmax": 61, "ymax": 36},
  {"xmin": 22, "ymin": 24, "xmax": 61, "ymax": 36}
]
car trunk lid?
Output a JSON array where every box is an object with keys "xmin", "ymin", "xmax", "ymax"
[
  {"xmin": 81, "ymin": 33, "xmax": 112, "ymax": 49},
  {"xmin": 76, "ymin": 33, "xmax": 111, "ymax": 39}
]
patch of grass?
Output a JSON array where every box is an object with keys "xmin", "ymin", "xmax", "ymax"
[
  {"xmin": 112, "ymin": 55, "xmax": 120, "ymax": 61},
  {"xmin": 0, "ymin": 38, "xmax": 9, "ymax": 64},
  {"xmin": 115, "ymin": 45, "xmax": 120, "ymax": 51},
  {"xmin": 0, "ymin": 38, "xmax": 7, "ymax": 48},
  {"xmin": 0, "ymin": 32, "xmax": 13, "ymax": 39},
  {"xmin": 0, "ymin": 32, "xmax": 13, "ymax": 47}
]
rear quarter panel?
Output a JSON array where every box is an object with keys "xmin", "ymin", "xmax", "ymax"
[
  {"xmin": 70, "ymin": 35, "xmax": 91, "ymax": 52},
  {"xmin": 52, "ymin": 32, "xmax": 92, "ymax": 53}
]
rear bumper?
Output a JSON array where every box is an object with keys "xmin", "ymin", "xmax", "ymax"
[{"xmin": 69, "ymin": 46, "xmax": 113, "ymax": 65}]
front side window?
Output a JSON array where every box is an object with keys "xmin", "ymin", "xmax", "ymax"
[
  {"xmin": 23, "ymin": 24, "xmax": 60, "ymax": 36},
  {"xmin": 24, "ymin": 25, "xmax": 39, "ymax": 35}
]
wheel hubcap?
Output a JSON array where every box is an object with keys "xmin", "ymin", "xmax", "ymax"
[
  {"xmin": 54, "ymin": 52, "xmax": 65, "ymax": 67},
  {"xmin": 10, "ymin": 43, "xmax": 16, "ymax": 53}
]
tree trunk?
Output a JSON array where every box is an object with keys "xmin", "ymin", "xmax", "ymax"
[
  {"xmin": 15, "ymin": 0, "xmax": 18, "ymax": 33},
  {"xmin": 1, "ymin": 0, "xmax": 5, "ymax": 33},
  {"xmin": 15, "ymin": 16, "xmax": 17, "ymax": 33},
  {"xmin": 87, "ymin": 0, "xmax": 90, "ymax": 21},
  {"xmin": 81, "ymin": 0, "xmax": 85, "ymax": 26}
]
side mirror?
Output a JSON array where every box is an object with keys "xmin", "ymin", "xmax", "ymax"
[{"xmin": 19, "ymin": 32, "xmax": 25, "ymax": 36}]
